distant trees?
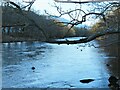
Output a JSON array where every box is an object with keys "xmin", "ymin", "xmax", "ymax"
[{"xmin": 74, "ymin": 27, "xmax": 90, "ymax": 37}]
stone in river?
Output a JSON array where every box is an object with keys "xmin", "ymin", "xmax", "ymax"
[{"xmin": 80, "ymin": 79, "xmax": 94, "ymax": 83}]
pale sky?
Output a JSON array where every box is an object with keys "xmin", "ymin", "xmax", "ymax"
[
  {"xmin": 29, "ymin": 0, "xmax": 95, "ymax": 26},
  {"xmin": 7, "ymin": 0, "xmax": 110, "ymax": 26}
]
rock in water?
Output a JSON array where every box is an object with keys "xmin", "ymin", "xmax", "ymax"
[
  {"xmin": 108, "ymin": 76, "xmax": 118, "ymax": 84},
  {"xmin": 106, "ymin": 64, "xmax": 110, "ymax": 66},
  {"xmin": 31, "ymin": 67, "xmax": 35, "ymax": 70},
  {"xmin": 80, "ymin": 79, "xmax": 94, "ymax": 83},
  {"xmin": 108, "ymin": 83, "xmax": 119, "ymax": 89}
]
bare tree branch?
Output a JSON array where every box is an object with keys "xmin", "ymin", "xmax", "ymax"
[
  {"xmin": 54, "ymin": 0, "xmax": 89, "ymax": 4},
  {"xmin": 59, "ymin": 9, "xmax": 86, "ymax": 17},
  {"xmin": 9, "ymin": 2, "xmax": 21, "ymax": 10},
  {"xmin": 47, "ymin": 28, "xmax": 120, "ymax": 44},
  {"xmin": 52, "ymin": 1, "xmax": 120, "ymax": 26},
  {"xmin": 6, "ymin": 0, "xmax": 120, "ymax": 44},
  {"xmin": 63, "ymin": 24, "xmax": 74, "ymax": 38},
  {"xmin": 9, "ymin": 1, "xmax": 48, "ymax": 40}
]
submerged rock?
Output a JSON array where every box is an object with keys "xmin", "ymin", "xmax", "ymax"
[{"xmin": 80, "ymin": 79, "xmax": 94, "ymax": 83}]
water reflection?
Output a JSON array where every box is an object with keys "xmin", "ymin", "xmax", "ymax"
[
  {"xmin": 98, "ymin": 40, "xmax": 120, "ymax": 88},
  {"xmin": 2, "ymin": 41, "xmax": 114, "ymax": 88},
  {"xmin": 2, "ymin": 42, "xmax": 51, "ymax": 66},
  {"xmin": 103, "ymin": 43, "xmax": 120, "ymax": 86}
]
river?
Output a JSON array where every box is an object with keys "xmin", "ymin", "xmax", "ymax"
[{"xmin": 2, "ymin": 38, "xmax": 117, "ymax": 88}]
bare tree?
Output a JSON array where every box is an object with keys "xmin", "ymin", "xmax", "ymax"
[
  {"xmin": 2, "ymin": 0, "xmax": 48, "ymax": 40},
  {"xmin": 47, "ymin": 1, "xmax": 120, "ymax": 44},
  {"xmin": 2, "ymin": 0, "xmax": 120, "ymax": 44}
]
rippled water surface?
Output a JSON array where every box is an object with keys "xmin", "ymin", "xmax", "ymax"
[{"xmin": 2, "ymin": 40, "xmax": 113, "ymax": 88}]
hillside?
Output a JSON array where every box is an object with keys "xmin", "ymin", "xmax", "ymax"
[{"xmin": 2, "ymin": 6, "xmax": 77, "ymax": 42}]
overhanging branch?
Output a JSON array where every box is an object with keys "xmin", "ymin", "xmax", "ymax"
[
  {"xmin": 9, "ymin": 1, "xmax": 48, "ymax": 40},
  {"xmin": 54, "ymin": 0, "xmax": 89, "ymax": 4},
  {"xmin": 47, "ymin": 29, "xmax": 120, "ymax": 44}
]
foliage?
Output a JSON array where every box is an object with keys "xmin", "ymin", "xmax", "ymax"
[
  {"xmin": 74, "ymin": 26, "xmax": 90, "ymax": 37},
  {"xmin": 91, "ymin": 7, "xmax": 120, "ymax": 32},
  {"xmin": 90, "ymin": 7, "xmax": 120, "ymax": 39}
]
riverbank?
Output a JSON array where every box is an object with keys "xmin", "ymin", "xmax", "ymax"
[
  {"xmin": 98, "ymin": 35, "xmax": 120, "ymax": 88},
  {"xmin": 2, "ymin": 34, "xmax": 47, "ymax": 43}
]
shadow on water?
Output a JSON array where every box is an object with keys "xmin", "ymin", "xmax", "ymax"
[
  {"xmin": 104, "ymin": 43, "xmax": 120, "ymax": 82},
  {"xmin": 98, "ymin": 35, "xmax": 120, "ymax": 88}
]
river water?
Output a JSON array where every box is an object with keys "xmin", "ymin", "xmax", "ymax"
[{"xmin": 2, "ymin": 39, "xmax": 116, "ymax": 88}]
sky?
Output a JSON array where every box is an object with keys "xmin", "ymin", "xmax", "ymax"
[
  {"xmin": 5, "ymin": 0, "xmax": 93, "ymax": 26},
  {"xmin": 24, "ymin": 0, "xmax": 96, "ymax": 26},
  {"xmin": 4, "ymin": 0, "xmax": 116, "ymax": 26}
]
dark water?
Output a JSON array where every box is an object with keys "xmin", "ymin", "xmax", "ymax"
[{"xmin": 2, "ymin": 39, "xmax": 118, "ymax": 88}]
